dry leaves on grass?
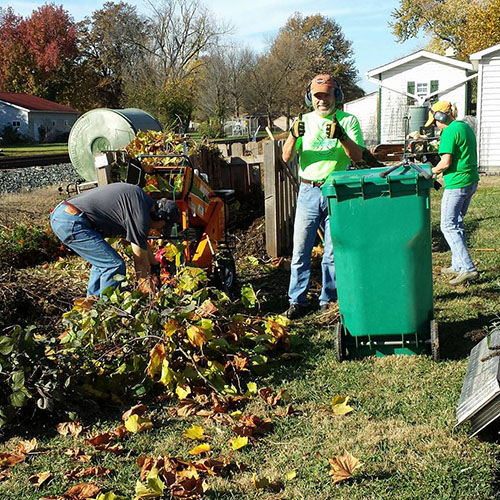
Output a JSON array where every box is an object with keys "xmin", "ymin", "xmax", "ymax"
[
  {"xmin": 258, "ymin": 387, "xmax": 287, "ymax": 406},
  {"xmin": 28, "ymin": 471, "xmax": 52, "ymax": 487},
  {"xmin": 57, "ymin": 422, "xmax": 84, "ymax": 438},
  {"xmin": 63, "ymin": 448, "xmax": 92, "ymax": 463},
  {"xmin": 231, "ymin": 415, "xmax": 272, "ymax": 437},
  {"xmin": 328, "ymin": 449, "xmax": 362, "ymax": 484},
  {"xmin": 64, "ymin": 482, "xmax": 101, "ymax": 499},
  {"xmin": 64, "ymin": 466, "xmax": 112, "ymax": 481}
]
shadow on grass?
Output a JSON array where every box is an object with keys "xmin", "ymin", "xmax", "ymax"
[{"xmin": 438, "ymin": 312, "xmax": 498, "ymax": 360}]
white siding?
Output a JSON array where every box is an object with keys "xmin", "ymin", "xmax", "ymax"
[
  {"xmin": 343, "ymin": 92, "xmax": 378, "ymax": 148},
  {"xmin": 0, "ymin": 104, "xmax": 29, "ymax": 137},
  {"xmin": 379, "ymin": 58, "xmax": 470, "ymax": 143},
  {"xmin": 477, "ymin": 54, "xmax": 500, "ymax": 173}
]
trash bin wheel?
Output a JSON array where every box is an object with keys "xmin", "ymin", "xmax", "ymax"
[
  {"xmin": 430, "ymin": 319, "xmax": 439, "ymax": 361},
  {"xmin": 334, "ymin": 322, "xmax": 346, "ymax": 362}
]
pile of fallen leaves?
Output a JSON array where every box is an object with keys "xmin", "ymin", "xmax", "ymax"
[
  {"xmin": 0, "ymin": 264, "xmax": 292, "ymax": 432},
  {"xmin": 0, "ymin": 392, "xmax": 363, "ymax": 499}
]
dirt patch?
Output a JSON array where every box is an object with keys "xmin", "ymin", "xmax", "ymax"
[{"xmin": 0, "ymin": 185, "xmax": 64, "ymax": 228}]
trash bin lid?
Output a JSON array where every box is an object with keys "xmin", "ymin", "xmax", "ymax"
[
  {"xmin": 322, "ymin": 164, "xmax": 432, "ymax": 200},
  {"xmin": 68, "ymin": 108, "xmax": 162, "ymax": 182}
]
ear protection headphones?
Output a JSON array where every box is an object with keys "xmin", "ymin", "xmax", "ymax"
[
  {"xmin": 432, "ymin": 109, "xmax": 452, "ymax": 125},
  {"xmin": 304, "ymin": 77, "xmax": 344, "ymax": 107}
]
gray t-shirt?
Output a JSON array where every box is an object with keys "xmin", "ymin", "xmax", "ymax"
[{"xmin": 71, "ymin": 183, "xmax": 154, "ymax": 249}]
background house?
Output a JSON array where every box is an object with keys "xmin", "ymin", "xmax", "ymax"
[
  {"xmin": 0, "ymin": 93, "xmax": 79, "ymax": 142},
  {"xmin": 470, "ymin": 43, "xmax": 500, "ymax": 174},
  {"xmin": 343, "ymin": 92, "xmax": 379, "ymax": 149},
  {"xmin": 365, "ymin": 50, "xmax": 475, "ymax": 144}
]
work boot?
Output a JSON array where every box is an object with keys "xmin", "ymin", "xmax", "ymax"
[
  {"xmin": 440, "ymin": 266, "xmax": 459, "ymax": 276},
  {"xmin": 284, "ymin": 303, "xmax": 307, "ymax": 320},
  {"xmin": 449, "ymin": 270, "xmax": 479, "ymax": 286}
]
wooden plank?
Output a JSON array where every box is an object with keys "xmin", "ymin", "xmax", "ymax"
[
  {"xmin": 264, "ymin": 140, "xmax": 279, "ymax": 258},
  {"xmin": 232, "ymin": 142, "xmax": 244, "ymax": 157}
]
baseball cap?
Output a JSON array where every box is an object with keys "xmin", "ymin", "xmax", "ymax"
[
  {"xmin": 151, "ymin": 198, "xmax": 180, "ymax": 222},
  {"xmin": 425, "ymin": 101, "xmax": 452, "ymax": 127},
  {"xmin": 310, "ymin": 74, "xmax": 335, "ymax": 96}
]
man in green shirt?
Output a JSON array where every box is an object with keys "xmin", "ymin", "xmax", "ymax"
[
  {"xmin": 282, "ymin": 74, "xmax": 364, "ymax": 319},
  {"xmin": 426, "ymin": 100, "xmax": 479, "ymax": 285}
]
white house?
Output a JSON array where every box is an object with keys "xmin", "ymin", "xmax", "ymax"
[
  {"xmin": 470, "ymin": 43, "xmax": 500, "ymax": 174},
  {"xmin": 343, "ymin": 92, "xmax": 379, "ymax": 149},
  {"xmin": 366, "ymin": 50, "xmax": 475, "ymax": 144},
  {"xmin": 0, "ymin": 93, "xmax": 78, "ymax": 142}
]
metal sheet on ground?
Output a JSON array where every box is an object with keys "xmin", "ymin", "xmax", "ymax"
[{"xmin": 456, "ymin": 327, "xmax": 500, "ymax": 436}]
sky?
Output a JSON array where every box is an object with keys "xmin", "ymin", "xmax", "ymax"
[{"xmin": 5, "ymin": 0, "xmax": 428, "ymax": 93}]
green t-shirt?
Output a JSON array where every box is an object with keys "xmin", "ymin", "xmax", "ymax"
[
  {"xmin": 438, "ymin": 120, "xmax": 479, "ymax": 189},
  {"xmin": 295, "ymin": 109, "xmax": 364, "ymax": 181}
]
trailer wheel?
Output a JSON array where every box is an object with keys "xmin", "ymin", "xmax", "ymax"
[
  {"xmin": 430, "ymin": 320, "xmax": 439, "ymax": 361},
  {"xmin": 334, "ymin": 322, "xmax": 345, "ymax": 362},
  {"xmin": 214, "ymin": 253, "xmax": 237, "ymax": 296}
]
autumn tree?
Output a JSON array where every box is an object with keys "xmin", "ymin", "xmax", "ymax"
[
  {"xmin": 0, "ymin": 4, "xmax": 79, "ymax": 105},
  {"xmin": 279, "ymin": 13, "xmax": 364, "ymax": 104},
  {"xmin": 390, "ymin": 0, "xmax": 500, "ymax": 58},
  {"xmin": 78, "ymin": 2, "xmax": 149, "ymax": 109}
]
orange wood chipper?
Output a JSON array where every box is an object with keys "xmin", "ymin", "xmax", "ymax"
[{"xmin": 93, "ymin": 148, "xmax": 237, "ymax": 294}]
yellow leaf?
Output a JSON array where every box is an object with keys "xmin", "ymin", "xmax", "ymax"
[
  {"xmin": 328, "ymin": 449, "xmax": 362, "ymax": 484},
  {"xmin": 158, "ymin": 359, "xmax": 175, "ymax": 388},
  {"xmin": 285, "ymin": 470, "xmax": 297, "ymax": 481},
  {"xmin": 182, "ymin": 425, "xmax": 205, "ymax": 441},
  {"xmin": 187, "ymin": 325, "xmax": 207, "ymax": 347},
  {"xmin": 245, "ymin": 382, "xmax": 257, "ymax": 396},
  {"xmin": 188, "ymin": 443, "xmax": 211, "ymax": 455},
  {"xmin": 134, "ymin": 467, "xmax": 164, "ymax": 499},
  {"xmin": 331, "ymin": 395, "xmax": 354, "ymax": 416},
  {"xmin": 230, "ymin": 436, "xmax": 248, "ymax": 451},
  {"xmin": 124, "ymin": 414, "xmax": 153, "ymax": 434},
  {"xmin": 122, "ymin": 404, "xmax": 148, "ymax": 422},
  {"xmin": 176, "ymin": 385, "xmax": 191, "ymax": 400},
  {"xmin": 147, "ymin": 344, "xmax": 167, "ymax": 378}
]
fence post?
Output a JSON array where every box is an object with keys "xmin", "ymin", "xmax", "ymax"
[{"xmin": 264, "ymin": 140, "xmax": 280, "ymax": 258}]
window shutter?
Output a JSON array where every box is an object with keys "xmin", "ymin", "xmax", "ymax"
[
  {"xmin": 407, "ymin": 81, "xmax": 415, "ymax": 105},
  {"xmin": 430, "ymin": 80, "xmax": 439, "ymax": 103}
]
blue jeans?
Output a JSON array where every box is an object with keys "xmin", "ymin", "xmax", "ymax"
[
  {"xmin": 288, "ymin": 182, "xmax": 336, "ymax": 307},
  {"xmin": 50, "ymin": 203, "xmax": 126, "ymax": 297},
  {"xmin": 440, "ymin": 182, "xmax": 478, "ymax": 272}
]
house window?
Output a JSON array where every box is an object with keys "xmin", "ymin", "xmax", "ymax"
[
  {"xmin": 416, "ymin": 82, "xmax": 429, "ymax": 97},
  {"xmin": 52, "ymin": 120, "xmax": 56, "ymax": 126},
  {"xmin": 12, "ymin": 120, "xmax": 21, "ymax": 128}
]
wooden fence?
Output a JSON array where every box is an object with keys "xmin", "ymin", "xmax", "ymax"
[
  {"xmin": 263, "ymin": 139, "xmax": 299, "ymax": 258},
  {"xmin": 191, "ymin": 141, "xmax": 263, "ymax": 195}
]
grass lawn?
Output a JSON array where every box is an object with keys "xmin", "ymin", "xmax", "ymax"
[
  {"xmin": 0, "ymin": 143, "xmax": 68, "ymax": 156},
  {"xmin": 0, "ymin": 176, "xmax": 499, "ymax": 499}
]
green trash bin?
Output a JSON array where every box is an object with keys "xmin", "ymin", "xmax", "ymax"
[{"xmin": 322, "ymin": 163, "xmax": 438, "ymax": 360}]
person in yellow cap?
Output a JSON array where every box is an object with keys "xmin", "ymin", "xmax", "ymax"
[
  {"xmin": 281, "ymin": 74, "xmax": 364, "ymax": 319},
  {"xmin": 426, "ymin": 101, "xmax": 479, "ymax": 285}
]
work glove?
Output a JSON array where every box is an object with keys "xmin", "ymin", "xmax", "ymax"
[
  {"xmin": 326, "ymin": 115, "xmax": 348, "ymax": 141},
  {"xmin": 289, "ymin": 114, "xmax": 305, "ymax": 138}
]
